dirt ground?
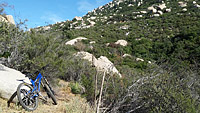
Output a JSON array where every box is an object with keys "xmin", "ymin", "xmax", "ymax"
[{"xmin": 0, "ymin": 80, "xmax": 94, "ymax": 113}]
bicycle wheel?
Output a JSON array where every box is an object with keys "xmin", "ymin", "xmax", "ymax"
[
  {"xmin": 44, "ymin": 84, "xmax": 57, "ymax": 105},
  {"xmin": 17, "ymin": 83, "xmax": 38, "ymax": 111}
]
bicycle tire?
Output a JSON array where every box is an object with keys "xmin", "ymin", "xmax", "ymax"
[
  {"xmin": 17, "ymin": 83, "xmax": 38, "ymax": 111},
  {"xmin": 44, "ymin": 84, "xmax": 57, "ymax": 105}
]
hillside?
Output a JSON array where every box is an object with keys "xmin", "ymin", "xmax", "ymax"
[{"xmin": 1, "ymin": 0, "xmax": 200, "ymax": 112}]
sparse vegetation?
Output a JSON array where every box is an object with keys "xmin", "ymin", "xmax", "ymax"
[
  {"xmin": 65, "ymin": 96, "xmax": 94, "ymax": 113},
  {"xmin": 0, "ymin": 0, "xmax": 200, "ymax": 112},
  {"xmin": 69, "ymin": 82, "xmax": 83, "ymax": 94}
]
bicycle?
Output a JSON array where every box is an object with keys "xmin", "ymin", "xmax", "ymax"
[{"xmin": 17, "ymin": 65, "xmax": 57, "ymax": 111}]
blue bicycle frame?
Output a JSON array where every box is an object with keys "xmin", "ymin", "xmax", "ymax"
[{"xmin": 29, "ymin": 73, "xmax": 43, "ymax": 97}]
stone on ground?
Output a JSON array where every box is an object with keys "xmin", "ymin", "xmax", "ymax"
[{"xmin": 0, "ymin": 64, "xmax": 30, "ymax": 101}]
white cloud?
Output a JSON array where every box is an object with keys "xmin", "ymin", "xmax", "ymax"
[
  {"xmin": 41, "ymin": 12, "xmax": 64, "ymax": 24},
  {"xmin": 77, "ymin": 1, "xmax": 94, "ymax": 13},
  {"xmin": 77, "ymin": 0, "xmax": 111, "ymax": 13},
  {"xmin": 96, "ymin": 0, "xmax": 109, "ymax": 5}
]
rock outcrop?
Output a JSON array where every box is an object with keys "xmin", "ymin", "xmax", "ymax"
[
  {"xmin": 166, "ymin": 8, "xmax": 171, "ymax": 12},
  {"xmin": 5, "ymin": 15, "xmax": 15, "ymax": 25},
  {"xmin": 65, "ymin": 37, "xmax": 87, "ymax": 45},
  {"xmin": 75, "ymin": 51, "xmax": 122, "ymax": 77},
  {"xmin": 158, "ymin": 3, "xmax": 166, "ymax": 10},
  {"xmin": 193, "ymin": 1, "xmax": 200, "ymax": 8},
  {"xmin": 122, "ymin": 54, "xmax": 131, "ymax": 58},
  {"xmin": 96, "ymin": 56, "xmax": 121, "ymax": 77},
  {"xmin": 0, "ymin": 15, "xmax": 15, "ymax": 25},
  {"xmin": 74, "ymin": 16, "xmax": 83, "ymax": 21},
  {"xmin": 89, "ymin": 41, "xmax": 96, "ymax": 44},
  {"xmin": 0, "ymin": 64, "xmax": 30, "ymax": 101},
  {"xmin": 115, "ymin": 40, "xmax": 128, "ymax": 46},
  {"xmin": 0, "ymin": 15, "xmax": 8, "ymax": 23},
  {"xmin": 148, "ymin": 6, "xmax": 157, "ymax": 13},
  {"xmin": 178, "ymin": 1, "xmax": 187, "ymax": 7},
  {"xmin": 136, "ymin": 58, "xmax": 144, "ymax": 62}
]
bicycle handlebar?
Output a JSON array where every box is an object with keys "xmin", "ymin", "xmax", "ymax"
[
  {"xmin": 34, "ymin": 64, "xmax": 49, "ymax": 74},
  {"xmin": 23, "ymin": 64, "xmax": 50, "ymax": 78},
  {"xmin": 41, "ymin": 64, "xmax": 49, "ymax": 70}
]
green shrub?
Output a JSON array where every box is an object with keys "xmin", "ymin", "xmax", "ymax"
[
  {"xmin": 81, "ymin": 74, "xmax": 95, "ymax": 102},
  {"xmin": 0, "ymin": 52, "xmax": 11, "ymax": 58},
  {"xmin": 69, "ymin": 82, "xmax": 82, "ymax": 94}
]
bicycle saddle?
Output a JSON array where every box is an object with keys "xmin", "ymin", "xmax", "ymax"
[{"xmin": 22, "ymin": 71, "xmax": 33, "ymax": 78}]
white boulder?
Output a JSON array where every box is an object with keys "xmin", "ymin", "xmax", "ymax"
[
  {"xmin": 153, "ymin": 14, "xmax": 160, "ymax": 17},
  {"xmin": 75, "ymin": 52, "xmax": 122, "ymax": 77},
  {"xmin": 0, "ymin": 64, "xmax": 30, "ymax": 101},
  {"xmin": 5, "ymin": 15, "xmax": 15, "ymax": 25},
  {"xmin": 136, "ymin": 58, "xmax": 144, "ymax": 62},
  {"xmin": 96, "ymin": 56, "xmax": 121, "ymax": 77},
  {"xmin": 115, "ymin": 40, "xmax": 128, "ymax": 46},
  {"xmin": 123, "ymin": 54, "xmax": 132, "ymax": 58},
  {"xmin": 125, "ymin": 32, "xmax": 130, "ymax": 36},
  {"xmin": 148, "ymin": 6, "xmax": 157, "ymax": 13},
  {"xmin": 89, "ymin": 41, "xmax": 96, "ymax": 44},
  {"xmin": 103, "ymin": 16, "xmax": 108, "ymax": 19},
  {"xmin": 158, "ymin": 3, "xmax": 166, "ymax": 10},
  {"xmin": 140, "ymin": 11, "xmax": 147, "ymax": 14},
  {"xmin": 128, "ymin": 4, "xmax": 134, "ymax": 7},
  {"xmin": 193, "ymin": 1, "xmax": 200, "ymax": 8},
  {"xmin": 74, "ymin": 16, "xmax": 83, "ymax": 21},
  {"xmin": 75, "ymin": 51, "xmax": 97, "ymax": 63},
  {"xmin": 0, "ymin": 15, "xmax": 8, "ymax": 23},
  {"xmin": 196, "ymin": 4, "xmax": 200, "ymax": 8},
  {"xmin": 0, "ymin": 15, "xmax": 15, "ymax": 25},
  {"xmin": 90, "ymin": 17, "xmax": 96, "ymax": 20},
  {"xmin": 90, "ymin": 21, "xmax": 96, "ymax": 26},
  {"xmin": 178, "ymin": 2, "xmax": 187, "ymax": 7},
  {"xmin": 182, "ymin": 8, "xmax": 187, "ymax": 11},
  {"xmin": 106, "ymin": 43, "xmax": 110, "ymax": 46},
  {"xmin": 166, "ymin": 8, "xmax": 171, "ymax": 12},
  {"xmin": 42, "ymin": 26, "xmax": 51, "ymax": 31},
  {"xmin": 136, "ymin": 38, "xmax": 142, "ymax": 41},
  {"xmin": 120, "ymin": 25, "xmax": 129, "ymax": 30},
  {"xmin": 158, "ymin": 11, "xmax": 163, "ymax": 15},
  {"xmin": 65, "ymin": 37, "xmax": 87, "ymax": 45},
  {"xmin": 137, "ymin": 15, "xmax": 143, "ymax": 18}
]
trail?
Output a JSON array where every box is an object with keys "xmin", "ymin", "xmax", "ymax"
[{"xmin": 0, "ymin": 80, "xmax": 94, "ymax": 113}]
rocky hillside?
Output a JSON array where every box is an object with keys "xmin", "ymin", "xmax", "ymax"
[
  {"xmin": 36, "ymin": 0, "xmax": 200, "ymax": 31},
  {"xmin": 1, "ymin": 0, "xmax": 200, "ymax": 112}
]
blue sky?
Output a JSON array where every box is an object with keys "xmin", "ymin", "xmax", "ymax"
[{"xmin": 3, "ymin": 0, "xmax": 112, "ymax": 28}]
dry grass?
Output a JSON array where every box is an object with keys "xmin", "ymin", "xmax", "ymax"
[
  {"xmin": 0, "ymin": 80, "xmax": 94, "ymax": 113},
  {"xmin": 0, "ymin": 97, "xmax": 27, "ymax": 113},
  {"xmin": 65, "ymin": 96, "xmax": 94, "ymax": 113}
]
